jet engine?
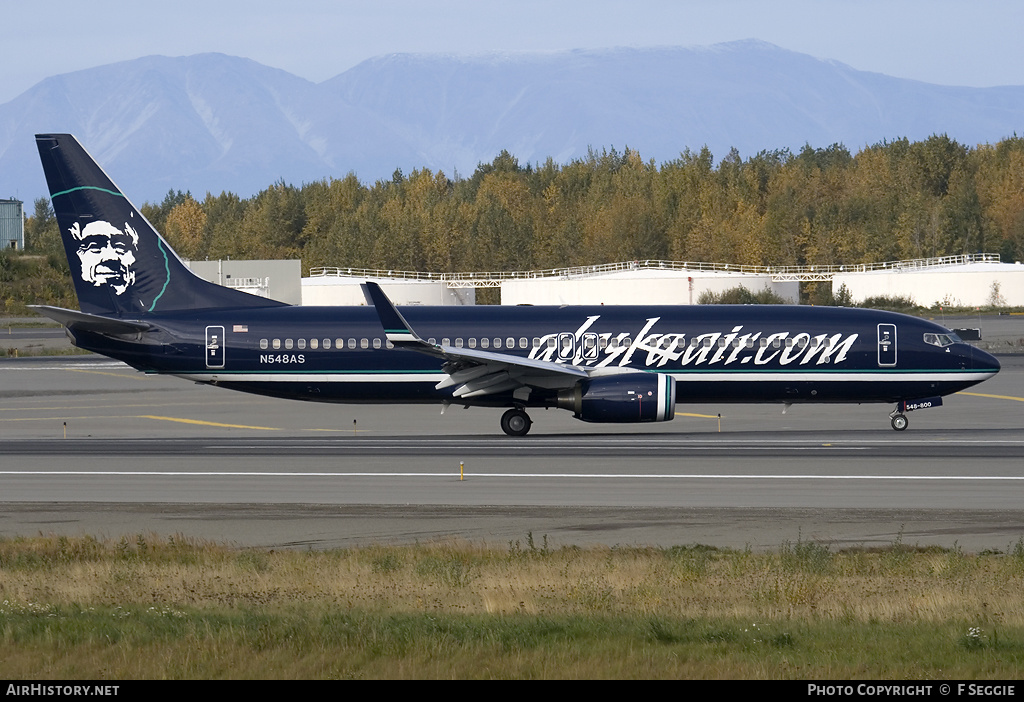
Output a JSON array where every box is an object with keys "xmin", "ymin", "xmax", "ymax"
[{"xmin": 556, "ymin": 373, "xmax": 676, "ymax": 423}]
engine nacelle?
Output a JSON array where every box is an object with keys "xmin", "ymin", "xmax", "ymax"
[{"xmin": 556, "ymin": 373, "xmax": 676, "ymax": 423}]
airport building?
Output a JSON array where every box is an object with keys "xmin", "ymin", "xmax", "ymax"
[
  {"xmin": 223, "ymin": 254, "xmax": 1023, "ymax": 309},
  {"xmin": 0, "ymin": 199, "xmax": 24, "ymax": 250},
  {"xmin": 302, "ymin": 261, "xmax": 795, "ymax": 306},
  {"xmin": 831, "ymin": 255, "xmax": 1024, "ymax": 308},
  {"xmin": 498, "ymin": 261, "xmax": 797, "ymax": 305},
  {"xmin": 184, "ymin": 259, "xmax": 303, "ymax": 305},
  {"xmin": 303, "ymin": 268, "xmax": 475, "ymax": 306}
]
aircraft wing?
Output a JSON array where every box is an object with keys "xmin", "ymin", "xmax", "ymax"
[
  {"xmin": 361, "ymin": 282, "xmax": 591, "ymax": 399},
  {"xmin": 29, "ymin": 305, "xmax": 152, "ymax": 335}
]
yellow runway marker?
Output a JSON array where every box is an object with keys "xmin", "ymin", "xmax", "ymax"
[
  {"xmin": 139, "ymin": 415, "xmax": 281, "ymax": 430},
  {"xmin": 957, "ymin": 391, "xmax": 1024, "ymax": 403},
  {"xmin": 64, "ymin": 368, "xmax": 145, "ymax": 379},
  {"xmin": 2, "ymin": 414, "xmax": 281, "ymax": 431},
  {"xmin": 676, "ymin": 412, "xmax": 720, "ymax": 419},
  {"xmin": 0, "ymin": 401, "xmax": 260, "ymax": 413},
  {"xmin": 0, "ymin": 415, "xmax": 140, "ymax": 423}
]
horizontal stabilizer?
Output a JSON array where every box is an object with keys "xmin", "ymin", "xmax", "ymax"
[{"xmin": 29, "ymin": 305, "xmax": 151, "ymax": 335}]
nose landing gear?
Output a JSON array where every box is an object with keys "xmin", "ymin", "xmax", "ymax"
[{"xmin": 889, "ymin": 397, "xmax": 942, "ymax": 431}]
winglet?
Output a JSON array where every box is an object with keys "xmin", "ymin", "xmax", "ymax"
[
  {"xmin": 360, "ymin": 282, "xmax": 420, "ymax": 343},
  {"xmin": 360, "ymin": 282, "xmax": 590, "ymax": 384}
]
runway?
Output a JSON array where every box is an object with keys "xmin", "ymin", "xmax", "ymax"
[{"xmin": 2, "ymin": 352, "xmax": 1024, "ymax": 551}]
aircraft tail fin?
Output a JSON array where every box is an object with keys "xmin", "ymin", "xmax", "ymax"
[{"xmin": 35, "ymin": 134, "xmax": 287, "ymax": 316}]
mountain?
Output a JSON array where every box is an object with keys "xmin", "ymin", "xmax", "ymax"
[
  {"xmin": 2, "ymin": 42, "xmax": 1023, "ymax": 205},
  {"xmin": 0, "ymin": 53, "xmax": 416, "ymax": 204}
]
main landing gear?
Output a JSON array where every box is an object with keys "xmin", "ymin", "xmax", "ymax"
[{"xmin": 500, "ymin": 408, "xmax": 532, "ymax": 437}]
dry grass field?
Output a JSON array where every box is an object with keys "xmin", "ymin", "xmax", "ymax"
[{"xmin": 2, "ymin": 533, "xmax": 1023, "ymax": 678}]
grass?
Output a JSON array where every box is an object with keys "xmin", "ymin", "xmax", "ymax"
[
  {"xmin": 0, "ymin": 346, "xmax": 92, "ymax": 358},
  {"xmin": 2, "ymin": 534, "xmax": 1024, "ymax": 678}
]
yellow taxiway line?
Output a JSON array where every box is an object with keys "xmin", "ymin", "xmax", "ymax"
[
  {"xmin": 957, "ymin": 391, "xmax": 1024, "ymax": 403},
  {"xmin": 139, "ymin": 415, "xmax": 281, "ymax": 430}
]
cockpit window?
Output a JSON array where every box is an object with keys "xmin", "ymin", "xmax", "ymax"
[{"xmin": 923, "ymin": 333, "xmax": 958, "ymax": 347}]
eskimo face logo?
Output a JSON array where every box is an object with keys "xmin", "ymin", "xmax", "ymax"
[{"xmin": 69, "ymin": 220, "xmax": 139, "ymax": 296}]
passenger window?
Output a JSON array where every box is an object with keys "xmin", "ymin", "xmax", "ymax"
[
  {"xmin": 455, "ymin": 338, "xmax": 464, "ymax": 348},
  {"xmin": 285, "ymin": 339, "xmax": 293, "ymax": 349},
  {"xmin": 337, "ymin": 338, "xmax": 345, "ymax": 349},
  {"xmin": 386, "ymin": 340, "xmax": 394, "ymax": 349},
  {"xmin": 323, "ymin": 339, "xmax": 331, "ymax": 350},
  {"xmin": 494, "ymin": 338, "xmax": 502, "ymax": 349},
  {"xmin": 297, "ymin": 339, "xmax": 306, "ymax": 349},
  {"xmin": 348, "ymin": 339, "xmax": 356, "ymax": 349},
  {"xmin": 468, "ymin": 338, "xmax": 477, "ymax": 348},
  {"xmin": 310, "ymin": 338, "xmax": 319, "ymax": 350},
  {"xmin": 373, "ymin": 338, "xmax": 382, "ymax": 349},
  {"xmin": 272, "ymin": 339, "xmax": 281, "ymax": 349},
  {"xmin": 519, "ymin": 338, "xmax": 528, "ymax": 349},
  {"xmin": 481, "ymin": 338, "xmax": 489, "ymax": 349},
  {"xmin": 506, "ymin": 337, "xmax": 515, "ymax": 349},
  {"xmin": 559, "ymin": 334, "xmax": 573, "ymax": 355},
  {"xmin": 260, "ymin": 339, "xmax": 268, "ymax": 350},
  {"xmin": 361, "ymin": 338, "xmax": 369, "ymax": 349}
]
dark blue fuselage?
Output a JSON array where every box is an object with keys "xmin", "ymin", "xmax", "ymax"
[{"xmin": 69, "ymin": 303, "xmax": 1000, "ymax": 409}]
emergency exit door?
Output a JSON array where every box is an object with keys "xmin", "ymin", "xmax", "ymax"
[
  {"xmin": 877, "ymin": 324, "xmax": 897, "ymax": 367},
  {"xmin": 206, "ymin": 325, "xmax": 225, "ymax": 368}
]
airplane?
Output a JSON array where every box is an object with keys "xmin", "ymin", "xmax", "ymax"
[{"xmin": 31, "ymin": 133, "xmax": 1000, "ymax": 436}]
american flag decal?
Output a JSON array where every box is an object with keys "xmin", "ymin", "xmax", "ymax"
[{"xmin": 233, "ymin": 324, "xmax": 248, "ymax": 333}]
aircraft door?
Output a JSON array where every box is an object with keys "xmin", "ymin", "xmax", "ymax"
[
  {"xmin": 877, "ymin": 324, "xmax": 897, "ymax": 367},
  {"xmin": 206, "ymin": 325, "xmax": 225, "ymax": 369}
]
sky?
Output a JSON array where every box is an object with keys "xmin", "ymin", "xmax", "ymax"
[{"xmin": 3, "ymin": 0, "xmax": 1024, "ymax": 105}]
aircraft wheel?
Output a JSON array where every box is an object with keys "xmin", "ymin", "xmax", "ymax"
[
  {"xmin": 501, "ymin": 408, "xmax": 532, "ymax": 437},
  {"xmin": 890, "ymin": 414, "xmax": 908, "ymax": 431}
]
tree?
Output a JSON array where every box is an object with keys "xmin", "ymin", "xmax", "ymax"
[
  {"xmin": 163, "ymin": 196, "xmax": 207, "ymax": 260},
  {"xmin": 24, "ymin": 198, "xmax": 60, "ymax": 258},
  {"xmin": 141, "ymin": 190, "xmax": 191, "ymax": 234}
]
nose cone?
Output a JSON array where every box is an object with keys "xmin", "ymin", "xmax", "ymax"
[{"xmin": 970, "ymin": 345, "xmax": 1001, "ymax": 374}]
